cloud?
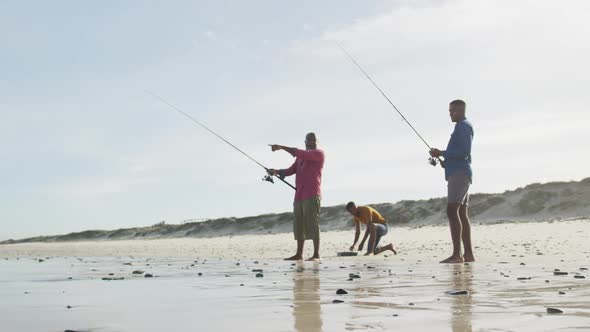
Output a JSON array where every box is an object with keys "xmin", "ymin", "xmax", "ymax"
[
  {"xmin": 292, "ymin": 0, "xmax": 590, "ymax": 72},
  {"xmin": 203, "ymin": 30, "xmax": 216, "ymax": 40},
  {"xmin": 263, "ymin": 0, "xmax": 590, "ymax": 196}
]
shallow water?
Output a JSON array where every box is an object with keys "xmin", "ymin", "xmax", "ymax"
[{"xmin": 0, "ymin": 256, "xmax": 589, "ymax": 331}]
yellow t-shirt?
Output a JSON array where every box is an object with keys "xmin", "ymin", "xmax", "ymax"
[{"xmin": 353, "ymin": 206, "xmax": 386, "ymax": 225}]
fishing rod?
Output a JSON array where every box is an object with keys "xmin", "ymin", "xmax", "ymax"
[
  {"xmin": 336, "ymin": 43, "xmax": 443, "ymax": 167},
  {"xmin": 145, "ymin": 90, "xmax": 296, "ymax": 190}
]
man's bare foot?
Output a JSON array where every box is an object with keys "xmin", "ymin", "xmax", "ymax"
[
  {"xmin": 386, "ymin": 243, "xmax": 397, "ymax": 255},
  {"xmin": 284, "ymin": 255, "xmax": 303, "ymax": 261},
  {"xmin": 440, "ymin": 255, "xmax": 464, "ymax": 264},
  {"xmin": 306, "ymin": 256, "xmax": 320, "ymax": 261},
  {"xmin": 363, "ymin": 252, "xmax": 373, "ymax": 256},
  {"xmin": 463, "ymin": 254, "xmax": 475, "ymax": 262}
]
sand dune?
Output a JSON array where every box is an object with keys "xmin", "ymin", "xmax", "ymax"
[{"xmin": 2, "ymin": 177, "xmax": 589, "ymax": 244}]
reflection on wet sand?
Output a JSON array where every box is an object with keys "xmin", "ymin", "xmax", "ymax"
[
  {"xmin": 292, "ymin": 262, "xmax": 323, "ymax": 332},
  {"xmin": 2, "ymin": 218, "xmax": 590, "ymax": 332},
  {"xmin": 450, "ymin": 264, "xmax": 474, "ymax": 332}
]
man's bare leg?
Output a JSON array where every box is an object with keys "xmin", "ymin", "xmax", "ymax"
[
  {"xmin": 363, "ymin": 224, "xmax": 377, "ymax": 256},
  {"xmin": 285, "ymin": 240, "xmax": 304, "ymax": 260},
  {"xmin": 306, "ymin": 239, "xmax": 320, "ymax": 261},
  {"xmin": 459, "ymin": 205, "xmax": 475, "ymax": 262},
  {"xmin": 374, "ymin": 243, "xmax": 397, "ymax": 255},
  {"xmin": 440, "ymin": 203, "xmax": 464, "ymax": 264}
]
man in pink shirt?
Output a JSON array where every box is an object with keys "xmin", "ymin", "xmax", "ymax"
[{"xmin": 268, "ymin": 132, "xmax": 325, "ymax": 261}]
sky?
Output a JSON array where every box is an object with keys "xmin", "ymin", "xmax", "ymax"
[{"xmin": 1, "ymin": 0, "xmax": 589, "ymax": 240}]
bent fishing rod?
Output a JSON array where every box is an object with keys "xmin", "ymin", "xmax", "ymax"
[
  {"xmin": 145, "ymin": 90, "xmax": 296, "ymax": 190},
  {"xmin": 336, "ymin": 43, "xmax": 443, "ymax": 167}
]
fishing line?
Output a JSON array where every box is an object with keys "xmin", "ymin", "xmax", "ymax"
[
  {"xmin": 145, "ymin": 90, "xmax": 296, "ymax": 189},
  {"xmin": 336, "ymin": 43, "xmax": 442, "ymax": 167}
]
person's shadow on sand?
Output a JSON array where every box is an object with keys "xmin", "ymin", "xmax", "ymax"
[{"xmin": 292, "ymin": 262, "xmax": 323, "ymax": 332}]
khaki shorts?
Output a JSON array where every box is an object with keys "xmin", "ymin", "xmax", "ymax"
[
  {"xmin": 447, "ymin": 171, "xmax": 471, "ymax": 206},
  {"xmin": 293, "ymin": 196, "xmax": 321, "ymax": 241}
]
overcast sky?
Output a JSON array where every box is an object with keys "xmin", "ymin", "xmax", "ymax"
[{"xmin": 2, "ymin": 0, "xmax": 589, "ymax": 240}]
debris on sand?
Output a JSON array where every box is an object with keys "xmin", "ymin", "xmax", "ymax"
[{"xmin": 546, "ymin": 307, "xmax": 564, "ymax": 314}]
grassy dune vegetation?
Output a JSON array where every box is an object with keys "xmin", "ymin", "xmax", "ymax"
[{"xmin": 3, "ymin": 178, "xmax": 589, "ymax": 244}]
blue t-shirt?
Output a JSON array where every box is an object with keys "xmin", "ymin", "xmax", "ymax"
[{"xmin": 443, "ymin": 118, "xmax": 473, "ymax": 181}]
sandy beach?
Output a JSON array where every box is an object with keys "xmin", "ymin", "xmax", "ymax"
[
  {"xmin": 1, "ymin": 219, "xmax": 589, "ymax": 331},
  {"xmin": 5, "ymin": 0, "xmax": 590, "ymax": 331}
]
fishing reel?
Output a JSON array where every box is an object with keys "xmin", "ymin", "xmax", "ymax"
[
  {"xmin": 428, "ymin": 157, "xmax": 439, "ymax": 167},
  {"xmin": 262, "ymin": 172, "xmax": 285, "ymax": 184},
  {"xmin": 428, "ymin": 157, "xmax": 445, "ymax": 168},
  {"xmin": 262, "ymin": 174, "xmax": 275, "ymax": 184},
  {"xmin": 263, "ymin": 172, "xmax": 296, "ymax": 190}
]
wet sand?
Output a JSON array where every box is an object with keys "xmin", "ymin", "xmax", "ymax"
[{"xmin": 0, "ymin": 219, "xmax": 589, "ymax": 331}]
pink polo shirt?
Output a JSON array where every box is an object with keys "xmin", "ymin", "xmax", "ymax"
[{"xmin": 281, "ymin": 148, "xmax": 325, "ymax": 202}]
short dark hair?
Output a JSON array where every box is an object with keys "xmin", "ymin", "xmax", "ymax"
[
  {"xmin": 450, "ymin": 99, "xmax": 466, "ymax": 107},
  {"xmin": 346, "ymin": 201, "xmax": 356, "ymax": 210},
  {"xmin": 306, "ymin": 132, "xmax": 317, "ymax": 141}
]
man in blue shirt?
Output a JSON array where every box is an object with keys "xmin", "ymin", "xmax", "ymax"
[{"xmin": 429, "ymin": 99, "xmax": 475, "ymax": 264}]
